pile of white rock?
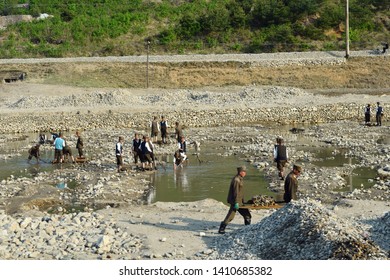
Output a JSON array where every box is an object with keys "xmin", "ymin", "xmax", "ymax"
[
  {"xmin": 0, "ymin": 210, "xmax": 144, "ymax": 259},
  {"xmin": 3, "ymin": 85, "xmax": 386, "ymax": 133},
  {"xmin": 367, "ymin": 212, "xmax": 390, "ymax": 252},
  {"xmin": 208, "ymin": 198, "xmax": 388, "ymax": 260}
]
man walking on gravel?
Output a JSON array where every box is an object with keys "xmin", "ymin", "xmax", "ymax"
[
  {"xmin": 274, "ymin": 137, "xmax": 288, "ymax": 180},
  {"xmin": 116, "ymin": 136, "xmax": 124, "ymax": 172},
  {"xmin": 75, "ymin": 130, "xmax": 84, "ymax": 158},
  {"xmin": 218, "ymin": 166, "xmax": 251, "ymax": 234},
  {"xmin": 283, "ymin": 164, "xmax": 302, "ymax": 203}
]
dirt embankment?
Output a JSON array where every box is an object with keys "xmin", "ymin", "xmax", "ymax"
[{"xmin": 1, "ymin": 56, "xmax": 389, "ymax": 91}]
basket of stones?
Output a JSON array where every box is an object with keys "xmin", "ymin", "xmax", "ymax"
[{"xmin": 241, "ymin": 195, "xmax": 283, "ymax": 209}]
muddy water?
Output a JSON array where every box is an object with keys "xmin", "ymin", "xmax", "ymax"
[
  {"xmin": 0, "ymin": 146, "xmax": 57, "ymax": 180},
  {"xmin": 147, "ymin": 148, "xmax": 274, "ymax": 204},
  {"xmin": 0, "ymin": 129, "xmax": 378, "ymax": 207}
]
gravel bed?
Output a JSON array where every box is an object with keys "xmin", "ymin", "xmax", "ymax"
[{"xmin": 0, "ymin": 50, "xmax": 383, "ymax": 66}]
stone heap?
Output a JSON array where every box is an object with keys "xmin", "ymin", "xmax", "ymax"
[
  {"xmin": 0, "ymin": 211, "xmax": 144, "ymax": 259},
  {"xmin": 1, "ymin": 86, "xmax": 386, "ymax": 133},
  {"xmin": 209, "ymin": 198, "xmax": 388, "ymax": 260}
]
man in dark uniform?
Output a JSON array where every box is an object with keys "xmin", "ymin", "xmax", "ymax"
[
  {"xmin": 151, "ymin": 116, "xmax": 159, "ymax": 142},
  {"xmin": 364, "ymin": 104, "xmax": 371, "ymax": 125},
  {"xmin": 38, "ymin": 133, "xmax": 47, "ymax": 145},
  {"xmin": 62, "ymin": 137, "xmax": 75, "ymax": 163},
  {"xmin": 218, "ymin": 166, "xmax": 251, "ymax": 234},
  {"xmin": 274, "ymin": 137, "xmax": 288, "ymax": 180},
  {"xmin": 175, "ymin": 121, "xmax": 183, "ymax": 143},
  {"xmin": 160, "ymin": 116, "xmax": 168, "ymax": 144},
  {"xmin": 132, "ymin": 133, "xmax": 142, "ymax": 165},
  {"xmin": 28, "ymin": 144, "xmax": 41, "ymax": 163},
  {"xmin": 283, "ymin": 164, "xmax": 302, "ymax": 203},
  {"xmin": 376, "ymin": 102, "xmax": 383, "ymax": 126},
  {"xmin": 75, "ymin": 130, "xmax": 84, "ymax": 158}
]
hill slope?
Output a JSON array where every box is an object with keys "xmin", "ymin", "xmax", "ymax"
[{"xmin": 0, "ymin": 0, "xmax": 389, "ymax": 58}]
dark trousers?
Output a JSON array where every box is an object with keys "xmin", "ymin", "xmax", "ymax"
[
  {"xmin": 54, "ymin": 149, "xmax": 63, "ymax": 163},
  {"xmin": 161, "ymin": 129, "xmax": 167, "ymax": 142},
  {"xmin": 77, "ymin": 147, "xmax": 84, "ymax": 157},
  {"xmin": 222, "ymin": 205, "xmax": 251, "ymax": 225},
  {"xmin": 365, "ymin": 113, "xmax": 370, "ymax": 123},
  {"xmin": 133, "ymin": 150, "xmax": 140, "ymax": 163},
  {"xmin": 376, "ymin": 114, "xmax": 382, "ymax": 126}
]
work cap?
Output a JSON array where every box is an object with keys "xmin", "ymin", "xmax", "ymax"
[
  {"xmin": 237, "ymin": 166, "xmax": 247, "ymax": 173},
  {"xmin": 293, "ymin": 165, "xmax": 302, "ymax": 173}
]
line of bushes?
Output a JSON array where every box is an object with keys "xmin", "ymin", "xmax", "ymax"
[{"xmin": 0, "ymin": 0, "xmax": 389, "ymax": 58}]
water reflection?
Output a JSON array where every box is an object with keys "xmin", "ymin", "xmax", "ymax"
[
  {"xmin": 149, "ymin": 148, "xmax": 271, "ymax": 204},
  {"xmin": 0, "ymin": 128, "xmax": 382, "ymax": 205},
  {"xmin": 173, "ymin": 169, "xmax": 189, "ymax": 191},
  {"xmin": 341, "ymin": 166, "xmax": 377, "ymax": 191},
  {"xmin": 56, "ymin": 182, "xmax": 68, "ymax": 189},
  {"xmin": 301, "ymin": 146, "xmax": 358, "ymax": 167}
]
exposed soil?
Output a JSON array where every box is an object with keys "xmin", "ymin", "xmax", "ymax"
[{"xmin": 1, "ymin": 56, "xmax": 389, "ymax": 90}]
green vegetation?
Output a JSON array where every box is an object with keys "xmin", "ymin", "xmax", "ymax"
[{"xmin": 0, "ymin": 0, "xmax": 389, "ymax": 58}]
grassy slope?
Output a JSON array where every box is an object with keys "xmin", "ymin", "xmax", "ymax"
[{"xmin": 0, "ymin": 0, "xmax": 389, "ymax": 58}]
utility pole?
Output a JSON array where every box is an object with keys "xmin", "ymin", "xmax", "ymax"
[
  {"xmin": 345, "ymin": 0, "xmax": 350, "ymax": 58},
  {"xmin": 146, "ymin": 40, "xmax": 150, "ymax": 88}
]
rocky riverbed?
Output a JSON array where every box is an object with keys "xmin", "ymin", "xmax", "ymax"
[{"xmin": 1, "ymin": 53, "xmax": 390, "ymax": 260}]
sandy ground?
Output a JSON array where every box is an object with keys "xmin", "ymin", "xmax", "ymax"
[{"xmin": 96, "ymin": 198, "xmax": 390, "ymax": 259}]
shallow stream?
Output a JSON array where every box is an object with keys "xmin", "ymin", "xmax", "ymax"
[
  {"xmin": 147, "ymin": 148, "xmax": 274, "ymax": 204},
  {"xmin": 0, "ymin": 126, "xmax": 379, "ymax": 208}
]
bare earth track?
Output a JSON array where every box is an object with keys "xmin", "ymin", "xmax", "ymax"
[{"xmin": 0, "ymin": 51, "xmax": 389, "ymax": 90}]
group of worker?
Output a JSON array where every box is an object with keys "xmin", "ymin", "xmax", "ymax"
[
  {"xmin": 117, "ymin": 133, "xmax": 158, "ymax": 173},
  {"xmin": 364, "ymin": 102, "xmax": 384, "ymax": 126},
  {"xmin": 218, "ymin": 136, "xmax": 302, "ymax": 234},
  {"xmin": 27, "ymin": 130, "xmax": 84, "ymax": 164},
  {"xmin": 219, "ymin": 101, "xmax": 385, "ymax": 233},
  {"xmin": 116, "ymin": 116, "xmax": 188, "ymax": 172},
  {"xmin": 28, "ymin": 103, "xmax": 384, "ymax": 236}
]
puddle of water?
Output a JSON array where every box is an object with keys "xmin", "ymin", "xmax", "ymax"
[
  {"xmin": 0, "ymin": 152, "xmax": 57, "ymax": 180},
  {"xmin": 0, "ymin": 127, "xmax": 382, "ymax": 208},
  {"xmin": 147, "ymin": 147, "xmax": 278, "ymax": 205},
  {"xmin": 337, "ymin": 166, "xmax": 377, "ymax": 191},
  {"xmin": 301, "ymin": 146, "xmax": 358, "ymax": 167},
  {"xmin": 55, "ymin": 180, "xmax": 77, "ymax": 190}
]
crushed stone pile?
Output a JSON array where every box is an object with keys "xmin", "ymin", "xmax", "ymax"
[
  {"xmin": 209, "ymin": 198, "xmax": 388, "ymax": 260},
  {"xmin": 5, "ymin": 86, "xmax": 310, "ymax": 109},
  {"xmin": 0, "ymin": 211, "xmax": 144, "ymax": 259},
  {"xmin": 368, "ymin": 212, "xmax": 390, "ymax": 252},
  {"xmin": 7, "ymin": 90, "xmax": 129, "ymax": 109}
]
